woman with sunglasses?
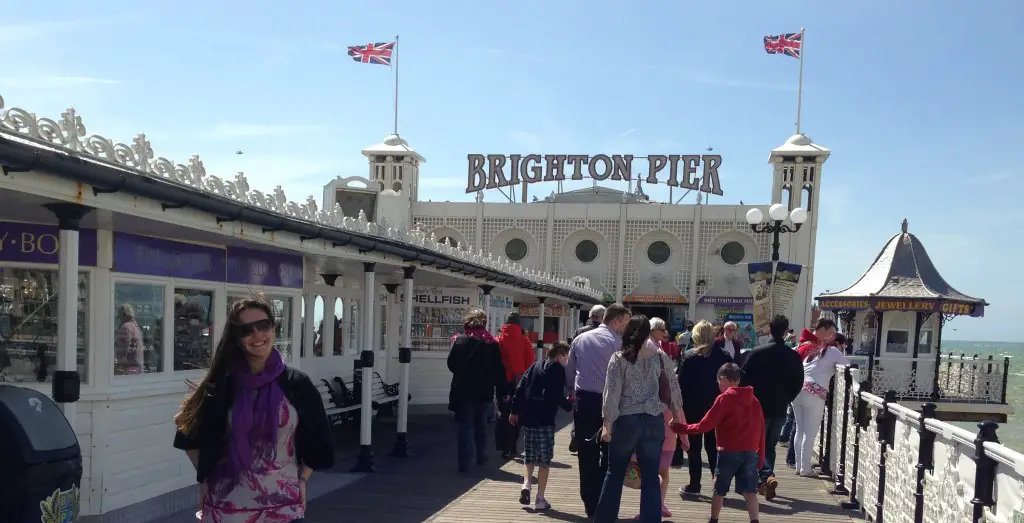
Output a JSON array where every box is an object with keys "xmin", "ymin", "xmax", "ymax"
[{"xmin": 173, "ymin": 295, "xmax": 334, "ymax": 523}]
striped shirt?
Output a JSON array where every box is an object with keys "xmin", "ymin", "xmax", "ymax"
[{"xmin": 565, "ymin": 324, "xmax": 621, "ymax": 394}]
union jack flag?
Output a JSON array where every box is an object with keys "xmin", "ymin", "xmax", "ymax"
[
  {"xmin": 763, "ymin": 32, "xmax": 802, "ymax": 59},
  {"xmin": 347, "ymin": 41, "xmax": 395, "ymax": 66}
]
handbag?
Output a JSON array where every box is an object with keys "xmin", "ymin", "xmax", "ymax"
[{"xmin": 624, "ymin": 455, "xmax": 642, "ymax": 489}]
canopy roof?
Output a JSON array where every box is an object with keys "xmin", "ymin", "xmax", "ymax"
[{"xmin": 817, "ymin": 219, "xmax": 986, "ymax": 317}]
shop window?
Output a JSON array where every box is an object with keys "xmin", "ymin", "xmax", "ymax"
[
  {"xmin": 114, "ymin": 283, "xmax": 165, "ymax": 376},
  {"xmin": 0, "ymin": 269, "xmax": 89, "ymax": 383},
  {"xmin": 173, "ymin": 288, "xmax": 214, "ymax": 371},
  {"xmin": 332, "ymin": 297, "xmax": 344, "ymax": 355},
  {"xmin": 885, "ymin": 313, "xmax": 911, "ymax": 354},
  {"xmin": 918, "ymin": 319, "xmax": 933, "ymax": 354},
  {"xmin": 504, "ymin": 238, "xmax": 529, "ymax": 262},
  {"xmin": 720, "ymin": 241, "xmax": 746, "ymax": 265},
  {"xmin": 229, "ymin": 295, "xmax": 293, "ymax": 361},
  {"xmin": 575, "ymin": 240, "xmax": 599, "ymax": 263},
  {"xmin": 646, "ymin": 241, "xmax": 671, "ymax": 265},
  {"xmin": 311, "ymin": 295, "xmax": 324, "ymax": 357}
]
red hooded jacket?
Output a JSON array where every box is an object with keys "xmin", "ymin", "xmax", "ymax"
[
  {"xmin": 497, "ymin": 324, "xmax": 535, "ymax": 383},
  {"xmin": 680, "ymin": 385, "xmax": 766, "ymax": 468},
  {"xmin": 796, "ymin": 328, "xmax": 821, "ymax": 360}
]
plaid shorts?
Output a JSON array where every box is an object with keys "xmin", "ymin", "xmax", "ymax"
[{"xmin": 522, "ymin": 425, "xmax": 555, "ymax": 465}]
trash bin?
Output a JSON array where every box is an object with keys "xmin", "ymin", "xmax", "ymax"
[{"xmin": 0, "ymin": 385, "xmax": 83, "ymax": 523}]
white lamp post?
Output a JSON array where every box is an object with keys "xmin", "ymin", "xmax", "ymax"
[{"xmin": 745, "ymin": 203, "xmax": 808, "ymax": 262}]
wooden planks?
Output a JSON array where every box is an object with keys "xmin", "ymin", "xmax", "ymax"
[{"xmin": 305, "ymin": 412, "xmax": 859, "ymax": 523}]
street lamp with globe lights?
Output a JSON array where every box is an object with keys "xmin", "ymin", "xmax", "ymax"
[{"xmin": 745, "ymin": 203, "xmax": 808, "ymax": 262}]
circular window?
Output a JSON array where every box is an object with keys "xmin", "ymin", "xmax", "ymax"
[
  {"xmin": 437, "ymin": 236, "xmax": 459, "ymax": 248},
  {"xmin": 647, "ymin": 240, "xmax": 672, "ymax": 265},
  {"xmin": 504, "ymin": 238, "xmax": 529, "ymax": 261},
  {"xmin": 720, "ymin": 241, "xmax": 746, "ymax": 265},
  {"xmin": 575, "ymin": 239, "xmax": 599, "ymax": 263}
]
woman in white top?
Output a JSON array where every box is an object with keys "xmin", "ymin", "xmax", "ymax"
[{"xmin": 791, "ymin": 319, "xmax": 850, "ymax": 476}]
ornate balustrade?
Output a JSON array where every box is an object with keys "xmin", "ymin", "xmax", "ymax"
[
  {"xmin": 861, "ymin": 353, "xmax": 1010, "ymax": 404},
  {"xmin": 813, "ymin": 364, "xmax": 1022, "ymax": 523},
  {"xmin": 0, "ymin": 94, "xmax": 603, "ymax": 301}
]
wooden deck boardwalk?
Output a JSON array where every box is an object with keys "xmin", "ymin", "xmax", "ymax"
[{"xmin": 304, "ymin": 412, "xmax": 858, "ymax": 523}]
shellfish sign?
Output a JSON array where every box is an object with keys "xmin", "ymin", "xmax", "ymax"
[{"xmin": 465, "ymin": 153, "xmax": 724, "ymax": 195}]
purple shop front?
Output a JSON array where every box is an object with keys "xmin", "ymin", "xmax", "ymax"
[
  {"xmin": 226, "ymin": 246, "xmax": 303, "ymax": 289},
  {"xmin": 0, "ymin": 221, "xmax": 97, "ymax": 266},
  {"xmin": 113, "ymin": 232, "xmax": 303, "ymax": 287}
]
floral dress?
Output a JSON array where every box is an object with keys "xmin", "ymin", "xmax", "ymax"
[{"xmin": 201, "ymin": 399, "xmax": 304, "ymax": 523}]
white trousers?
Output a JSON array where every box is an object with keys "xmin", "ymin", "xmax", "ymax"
[{"xmin": 792, "ymin": 389, "xmax": 826, "ymax": 476}]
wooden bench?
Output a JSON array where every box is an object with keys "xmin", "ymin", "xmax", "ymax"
[
  {"xmin": 351, "ymin": 364, "xmax": 410, "ymax": 420},
  {"xmin": 318, "ymin": 376, "xmax": 360, "ymax": 426}
]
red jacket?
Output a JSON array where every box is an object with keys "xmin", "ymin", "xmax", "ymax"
[
  {"xmin": 680, "ymin": 385, "xmax": 766, "ymax": 468},
  {"xmin": 795, "ymin": 328, "xmax": 820, "ymax": 360},
  {"xmin": 497, "ymin": 324, "xmax": 535, "ymax": 383}
]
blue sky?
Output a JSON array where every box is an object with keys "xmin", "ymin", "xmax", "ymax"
[{"xmin": 4, "ymin": 1, "xmax": 1022, "ymax": 342}]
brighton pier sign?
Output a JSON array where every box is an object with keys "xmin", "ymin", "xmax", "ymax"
[{"xmin": 465, "ymin": 154, "xmax": 724, "ymax": 195}]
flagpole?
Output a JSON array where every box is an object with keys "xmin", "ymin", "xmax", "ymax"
[
  {"xmin": 795, "ymin": 27, "xmax": 805, "ymax": 135},
  {"xmin": 391, "ymin": 35, "xmax": 399, "ymax": 136}
]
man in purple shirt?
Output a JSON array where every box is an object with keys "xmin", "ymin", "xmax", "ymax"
[{"xmin": 564, "ymin": 303, "xmax": 631, "ymax": 518}]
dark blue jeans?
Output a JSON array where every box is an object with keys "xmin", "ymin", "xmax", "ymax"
[
  {"xmin": 780, "ymin": 404, "xmax": 796, "ymax": 442},
  {"xmin": 760, "ymin": 416, "xmax": 787, "ymax": 482},
  {"xmin": 455, "ymin": 401, "xmax": 490, "ymax": 470},
  {"xmin": 594, "ymin": 414, "xmax": 665, "ymax": 523}
]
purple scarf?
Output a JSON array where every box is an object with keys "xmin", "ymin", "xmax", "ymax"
[
  {"xmin": 451, "ymin": 328, "xmax": 496, "ymax": 344},
  {"xmin": 224, "ymin": 349, "xmax": 286, "ymax": 480}
]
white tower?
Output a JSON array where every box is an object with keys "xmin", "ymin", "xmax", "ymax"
[
  {"xmin": 769, "ymin": 134, "xmax": 830, "ymax": 330},
  {"xmin": 361, "ymin": 134, "xmax": 424, "ymax": 230}
]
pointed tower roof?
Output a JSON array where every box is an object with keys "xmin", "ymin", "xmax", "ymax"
[
  {"xmin": 769, "ymin": 133, "xmax": 831, "ymax": 162},
  {"xmin": 817, "ymin": 219, "xmax": 986, "ymax": 317},
  {"xmin": 361, "ymin": 134, "xmax": 425, "ymax": 162}
]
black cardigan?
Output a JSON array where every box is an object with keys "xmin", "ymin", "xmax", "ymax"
[{"xmin": 173, "ymin": 366, "xmax": 334, "ymax": 484}]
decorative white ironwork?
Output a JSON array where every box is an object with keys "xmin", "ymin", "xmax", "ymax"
[
  {"xmin": 922, "ymin": 440, "xmax": 974, "ymax": 523},
  {"xmin": 858, "ymin": 401, "xmax": 882, "ymax": 514},
  {"xmin": 0, "ymin": 94, "xmax": 601, "ymax": 300},
  {"xmin": 883, "ymin": 416, "xmax": 919, "ymax": 523}
]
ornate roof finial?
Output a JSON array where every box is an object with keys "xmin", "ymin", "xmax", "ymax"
[{"xmin": 901, "ymin": 218, "xmax": 909, "ymax": 234}]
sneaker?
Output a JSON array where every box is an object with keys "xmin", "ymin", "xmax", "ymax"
[
  {"xmin": 763, "ymin": 476, "xmax": 778, "ymax": 501},
  {"xmin": 519, "ymin": 487, "xmax": 531, "ymax": 505},
  {"xmin": 535, "ymin": 497, "xmax": 551, "ymax": 511},
  {"xmin": 680, "ymin": 484, "xmax": 701, "ymax": 496}
]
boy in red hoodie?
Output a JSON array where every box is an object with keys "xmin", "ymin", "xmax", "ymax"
[{"xmin": 675, "ymin": 363, "xmax": 765, "ymax": 523}]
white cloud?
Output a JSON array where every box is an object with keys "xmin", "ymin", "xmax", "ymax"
[
  {"xmin": 618, "ymin": 128, "xmax": 636, "ymax": 138},
  {"xmin": 200, "ymin": 123, "xmax": 326, "ymax": 139},
  {"xmin": 0, "ymin": 76, "xmax": 119, "ymax": 89}
]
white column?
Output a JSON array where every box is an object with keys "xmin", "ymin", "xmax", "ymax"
[
  {"xmin": 302, "ymin": 291, "xmax": 316, "ymax": 362},
  {"xmin": 320, "ymin": 277, "xmax": 337, "ymax": 357},
  {"xmin": 391, "ymin": 266, "xmax": 415, "ymax": 457},
  {"xmin": 353, "ymin": 262, "xmax": 377, "ymax": 472},
  {"xmin": 45, "ymin": 203, "xmax": 92, "ymax": 426},
  {"xmin": 536, "ymin": 297, "xmax": 547, "ymax": 362},
  {"xmin": 480, "ymin": 285, "xmax": 493, "ymax": 330}
]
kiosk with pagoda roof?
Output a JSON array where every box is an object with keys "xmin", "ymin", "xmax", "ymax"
[{"xmin": 816, "ymin": 219, "xmax": 1011, "ymax": 422}]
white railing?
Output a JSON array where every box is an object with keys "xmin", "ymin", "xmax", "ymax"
[
  {"xmin": 856, "ymin": 354, "xmax": 1009, "ymax": 404},
  {"xmin": 813, "ymin": 364, "xmax": 1021, "ymax": 523}
]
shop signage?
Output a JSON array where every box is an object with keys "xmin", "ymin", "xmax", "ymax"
[
  {"xmin": 623, "ymin": 294, "xmax": 686, "ymax": 304},
  {"xmin": 698, "ymin": 296, "xmax": 753, "ymax": 306},
  {"xmin": 113, "ymin": 232, "xmax": 226, "ymax": 281},
  {"xmin": 482, "ymin": 293, "xmax": 515, "ymax": 310},
  {"xmin": 817, "ymin": 297, "xmax": 983, "ymax": 317},
  {"xmin": 0, "ymin": 221, "xmax": 97, "ymax": 266},
  {"xmin": 465, "ymin": 153, "xmax": 724, "ymax": 196},
  {"xmin": 411, "ymin": 287, "xmax": 475, "ymax": 306},
  {"xmin": 519, "ymin": 303, "xmax": 566, "ymax": 317},
  {"xmin": 226, "ymin": 246, "xmax": 303, "ymax": 289}
]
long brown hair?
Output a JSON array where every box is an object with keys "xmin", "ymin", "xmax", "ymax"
[
  {"xmin": 173, "ymin": 295, "xmax": 276, "ymax": 436},
  {"xmin": 620, "ymin": 314, "xmax": 651, "ymax": 364}
]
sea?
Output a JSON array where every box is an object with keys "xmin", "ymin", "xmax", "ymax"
[{"xmin": 942, "ymin": 340, "xmax": 1023, "ymax": 452}]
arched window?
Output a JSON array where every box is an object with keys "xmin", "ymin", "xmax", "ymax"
[
  {"xmin": 781, "ymin": 185, "xmax": 792, "ymax": 210},
  {"xmin": 917, "ymin": 315, "xmax": 934, "ymax": 354},
  {"xmin": 802, "ymin": 185, "xmax": 813, "ymax": 209}
]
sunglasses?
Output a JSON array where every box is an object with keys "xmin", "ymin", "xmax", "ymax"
[{"xmin": 236, "ymin": 318, "xmax": 274, "ymax": 337}]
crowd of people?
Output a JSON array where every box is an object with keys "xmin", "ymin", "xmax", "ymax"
[
  {"xmin": 168, "ymin": 294, "xmax": 849, "ymax": 523},
  {"xmin": 447, "ymin": 303, "xmax": 850, "ymax": 523}
]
